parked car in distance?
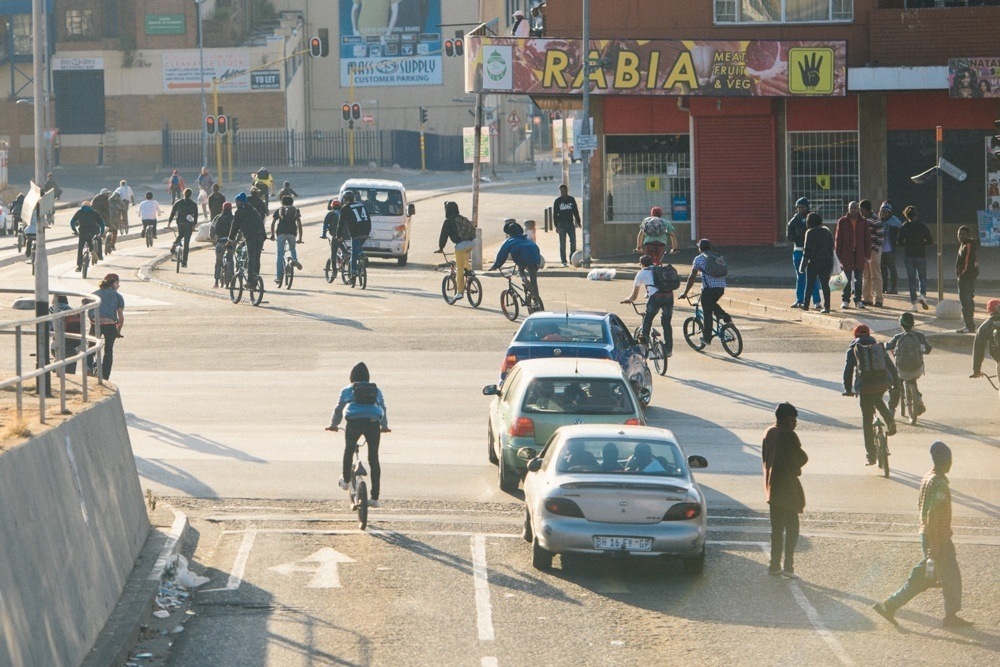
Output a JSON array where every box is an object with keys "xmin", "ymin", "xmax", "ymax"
[
  {"xmin": 522, "ymin": 424, "xmax": 708, "ymax": 573},
  {"xmin": 497, "ymin": 311, "xmax": 653, "ymax": 405},
  {"xmin": 483, "ymin": 358, "xmax": 646, "ymax": 492}
]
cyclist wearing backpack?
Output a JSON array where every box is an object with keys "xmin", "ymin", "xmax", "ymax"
[
  {"xmin": 336, "ymin": 190, "xmax": 372, "ymax": 287},
  {"xmin": 843, "ymin": 324, "xmax": 897, "ymax": 465},
  {"xmin": 680, "ymin": 238, "xmax": 731, "ymax": 347},
  {"xmin": 168, "ymin": 188, "xmax": 199, "ymax": 267},
  {"xmin": 270, "ymin": 195, "xmax": 303, "ymax": 285},
  {"xmin": 326, "ymin": 362, "xmax": 390, "ymax": 508},
  {"xmin": 635, "ymin": 206, "xmax": 677, "ymax": 265},
  {"xmin": 437, "ymin": 200, "xmax": 476, "ymax": 295},
  {"xmin": 886, "ymin": 312, "xmax": 931, "ymax": 416},
  {"xmin": 621, "ymin": 254, "xmax": 676, "ymax": 356},
  {"xmin": 490, "ymin": 220, "xmax": 543, "ymax": 308},
  {"xmin": 971, "ymin": 299, "xmax": 1000, "ymax": 397},
  {"xmin": 322, "ymin": 198, "xmax": 340, "ymax": 240},
  {"xmin": 212, "ymin": 202, "xmax": 235, "ymax": 289},
  {"xmin": 553, "ymin": 184, "xmax": 581, "ymax": 266}
]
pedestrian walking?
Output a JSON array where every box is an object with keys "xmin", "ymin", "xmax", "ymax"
[
  {"xmin": 800, "ymin": 212, "xmax": 834, "ymax": 313},
  {"xmin": 197, "ymin": 167, "xmax": 214, "ymax": 217},
  {"xmin": 872, "ymin": 441, "xmax": 973, "ymax": 628},
  {"xmin": 879, "ymin": 201, "xmax": 902, "ymax": 295},
  {"xmin": 42, "ymin": 173, "xmax": 63, "ymax": 200},
  {"xmin": 553, "ymin": 184, "xmax": 581, "ymax": 266},
  {"xmin": 787, "ymin": 197, "xmax": 820, "ymax": 309},
  {"xmin": 860, "ymin": 199, "xmax": 885, "ymax": 307},
  {"xmin": 90, "ymin": 274, "xmax": 125, "ymax": 381},
  {"xmin": 955, "ymin": 225, "xmax": 979, "ymax": 334},
  {"xmin": 762, "ymin": 402, "xmax": 808, "ymax": 578},
  {"xmin": 168, "ymin": 169, "xmax": 185, "ymax": 204},
  {"xmin": 208, "ymin": 183, "xmax": 226, "ymax": 221},
  {"xmin": 834, "ymin": 201, "xmax": 871, "ymax": 310},
  {"xmin": 897, "ymin": 205, "xmax": 934, "ymax": 311},
  {"xmin": 636, "ymin": 206, "xmax": 677, "ymax": 265}
]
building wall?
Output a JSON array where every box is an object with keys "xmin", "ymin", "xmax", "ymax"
[{"xmin": 869, "ymin": 5, "xmax": 1000, "ymax": 66}]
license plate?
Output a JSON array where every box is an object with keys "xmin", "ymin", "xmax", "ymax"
[
  {"xmin": 593, "ymin": 536, "xmax": 652, "ymax": 552},
  {"xmin": 363, "ymin": 241, "xmax": 380, "ymax": 249}
]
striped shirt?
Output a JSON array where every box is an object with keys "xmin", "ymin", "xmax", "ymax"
[
  {"xmin": 918, "ymin": 470, "xmax": 952, "ymax": 543},
  {"xmin": 693, "ymin": 253, "xmax": 727, "ymax": 289}
]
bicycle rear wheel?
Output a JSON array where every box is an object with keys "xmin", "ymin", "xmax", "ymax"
[
  {"xmin": 683, "ymin": 317, "xmax": 705, "ymax": 350},
  {"xmin": 356, "ymin": 479, "xmax": 369, "ymax": 530},
  {"xmin": 145, "ymin": 227, "xmax": 154, "ymax": 248},
  {"xmin": 501, "ymin": 289, "xmax": 519, "ymax": 321},
  {"xmin": 229, "ymin": 273, "xmax": 244, "ymax": 303},
  {"xmin": 358, "ymin": 264, "xmax": 368, "ymax": 290},
  {"xmin": 284, "ymin": 263, "xmax": 294, "ymax": 290},
  {"xmin": 652, "ymin": 340, "xmax": 668, "ymax": 375},
  {"xmin": 17, "ymin": 233, "xmax": 25, "ymax": 253},
  {"xmin": 720, "ymin": 323, "xmax": 743, "ymax": 358},
  {"xmin": 340, "ymin": 255, "xmax": 352, "ymax": 285},
  {"xmin": 324, "ymin": 257, "xmax": 336, "ymax": 283},
  {"xmin": 904, "ymin": 381, "xmax": 917, "ymax": 425},
  {"xmin": 441, "ymin": 274, "xmax": 458, "ymax": 304},
  {"xmin": 466, "ymin": 276, "xmax": 483, "ymax": 308},
  {"xmin": 878, "ymin": 431, "xmax": 890, "ymax": 478},
  {"xmin": 175, "ymin": 244, "xmax": 182, "ymax": 272},
  {"xmin": 81, "ymin": 252, "xmax": 90, "ymax": 279},
  {"xmin": 249, "ymin": 275, "xmax": 264, "ymax": 306}
]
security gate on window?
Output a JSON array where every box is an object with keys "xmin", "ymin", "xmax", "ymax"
[{"xmin": 605, "ymin": 151, "xmax": 691, "ymax": 224}]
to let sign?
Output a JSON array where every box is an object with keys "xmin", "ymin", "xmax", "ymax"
[
  {"xmin": 576, "ymin": 134, "xmax": 598, "ymax": 152},
  {"xmin": 145, "ymin": 14, "xmax": 186, "ymax": 36},
  {"xmin": 251, "ymin": 70, "xmax": 281, "ymax": 90}
]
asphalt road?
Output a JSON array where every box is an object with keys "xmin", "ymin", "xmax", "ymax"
[{"xmin": 2, "ymin": 177, "xmax": 997, "ymax": 665}]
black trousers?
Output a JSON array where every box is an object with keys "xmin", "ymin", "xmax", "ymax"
[
  {"xmin": 769, "ymin": 504, "xmax": 799, "ymax": 572},
  {"xmin": 245, "ymin": 236, "xmax": 265, "ymax": 280},
  {"xmin": 805, "ymin": 262, "xmax": 832, "ymax": 310},
  {"xmin": 76, "ymin": 232, "xmax": 98, "ymax": 269},
  {"xmin": 958, "ymin": 276, "xmax": 977, "ymax": 331},
  {"xmin": 519, "ymin": 264, "xmax": 541, "ymax": 307},
  {"xmin": 343, "ymin": 419, "xmax": 382, "ymax": 500},
  {"xmin": 881, "ymin": 251, "xmax": 898, "ymax": 292},
  {"xmin": 556, "ymin": 224, "xmax": 577, "ymax": 263},
  {"xmin": 860, "ymin": 391, "xmax": 893, "ymax": 460},
  {"xmin": 173, "ymin": 223, "xmax": 194, "ymax": 263},
  {"xmin": 643, "ymin": 293, "xmax": 673, "ymax": 353},
  {"xmin": 842, "ymin": 268, "xmax": 863, "ymax": 304},
  {"xmin": 700, "ymin": 287, "xmax": 730, "ymax": 342},
  {"xmin": 98, "ymin": 323, "xmax": 118, "ymax": 380}
]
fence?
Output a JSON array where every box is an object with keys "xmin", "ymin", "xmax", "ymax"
[{"xmin": 1, "ymin": 289, "xmax": 105, "ymax": 423}]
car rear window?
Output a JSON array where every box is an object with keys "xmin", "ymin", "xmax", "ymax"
[
  {"xmin": 515, "ymin": 318, "xmax": 607, "ymax": 344},
  {"xmin": 521, "ymin": 379, "xmax": 635, "ymax": 415},
  {"xmin": 354, "ymin": 189, "xmax": 404, "ymax": 216},
  {"xmin": 554, "ymin": 438, "xmax": 686, "ymax": 476}
]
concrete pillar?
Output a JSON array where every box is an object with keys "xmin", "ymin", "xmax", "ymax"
[{"xmin": 858, "ymin": 92, "xmax": 888, "ymax": 204}]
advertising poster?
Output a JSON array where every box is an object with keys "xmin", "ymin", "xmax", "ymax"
[
  {"xmin": 466, "ymin": 38, "xmax": 846, "ymax": 96},
  {"xmin": 462, "ymin": 127, "xmax": 490, "ymax": 164},
  {"xmin": 977, "ymin": 211, "xmax": 1000, "ymax": 247},
  {"xmin": 339, "ymin": 0, "xmax": 442, "ymax": 87},
  {"xmin": 162, "ymin": 51, "xmax": 251, "ymax": 93},
  {"xmin": 948, "ymin": 58, "xmax": 1000, "ymax": 98}
]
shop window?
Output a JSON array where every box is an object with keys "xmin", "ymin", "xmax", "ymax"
[
  {"xmin": 605, "ymin": 135, "xmax": 691, "ymax": 224},
  {"xmin": 714, "ymin": 0, "xmax": 853, "ymax": 23},
  {"xmin": 12, "ymin": 15, "xmax": 33, "ymax": 56},
  {"xmin": 65, "ymin": 9, "xmax": 94, "ymax": 38},
  {"xmin": 787, "ymin": 131, "xmax": 859, "ymax": 223}
]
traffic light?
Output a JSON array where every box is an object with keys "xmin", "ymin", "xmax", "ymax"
[
  {"xmin": 419, "ymin": 107, "xmax": 428, "ymax": 124},
  {"xmin": 444, "ymin": 39, "xmax": 454, "ymax": 57},
  {"xmin": 231, "ymin": 116, "xmax": 239, "ymax": 134},
  {"xmin": 309, "ymin": 37, "xmax": 322, "ymax": 58},
  {"xmin": 342, "ymin": 103, "xmax": 351, "ymax": 121},
  {"xmin": 217, "ymin": 114, "xmax": 228, "ymax": 136},
  {"xmin": 351, "ymin": 103, "xmax": 361, "ymax": 120},
  {"xmin": 206, "ymin": 115, "xmax": 216, "ymax": 135},
  {"xmin": 454, "ymin": 38, "xmax": 463, "ymax": 57}
]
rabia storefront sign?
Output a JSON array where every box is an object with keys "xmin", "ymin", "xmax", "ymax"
[{"xmin": 466, "ymin": 38, "xmax": 846, "ymax": 97}]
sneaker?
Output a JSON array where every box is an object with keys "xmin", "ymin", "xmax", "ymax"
[
  {"xmin": 866, "ymin": 456, "xmax": 877, "ymax": 466},
  {"xmin": 369, "ymin": 499, "xmax": 380, "ymax": 508},
  {"xmin": 919, "ymin": 297, "xmax": 929, "ymax": 310},
  {"xmin": 74, "ymin": 266, "xmax": 82, "ymax": 272},
  {"xmin": 781, "ymin": 570, "xmax": 800, "ymax": 580},
  {"xmin": 275, "ymin": 278, "xmax": 283, "ymax": 286},
  {"xmin": 768, "ymin": 566, "xmax": 782, "ymax": 576},
  {"xmin": 821, "ymin": 308, "xmax": 831, "ymax": 314},
  {"xmin": 561, "ymin": 261, "xmax": 568, "ymax": 267},
  {"xmin": 874, "ymin": 301, "xmax": 883, "ymax": 308},
  {"xmin": 665, "ymin": 350, "xmax": 672, "ymax": 358},
  {"xmin": 872, "ymin": 602, "xmax": 898, "ymax": 626},
  {"xmin": 213, "ymin": 281, "xmax": 219, "ymax": 289},
  {"xmin": 182, "ymin": 262, "xmax": 188, "ymax": 268},
  {"xmin": 338, "ymin": 476, "xmax": 349, "ymax": 490},
  {"xmin": 790, "ymin": 301, "xmax": 803, "ymax": 309},
  {"xmin": 701, "ymin": 337, "xmax": 712, "ymax": 347},
  {"xmin": 842, "ymin": 301, "xmax": 851, "ymax": 310},
  {"xmin": 856, "ymin": 301, "xmax": 866, "ymax": 309},
  {"xmin": 320, "ymin": 235, "xmax": 328, "ymax": 239},
  {"xmin": 293, "ymin": 260, "xmax": 302, "ymax": 270},
  {"xmin": 910, "ymin": 303, "xmax": 919, "ymax": 312},
  {"xmin": 886, "ymin": 422, "xmax": 897, "ymax": 436},
  {"xmin": 813, "ymin": 303, "xmax": 823, "ymax": 311},
  {"xmin": 454, "ymin": 292, "xmax": 464, "ymax": 301},
  {"xmin": 942, "ymin": 614, "xmax": 973, "ymax": 628},
  {"xmin": 956, "ymin": 327, "xmax": 971, "ymax": 334},
  {"xmin": 916, "ymin": 403, "xmax": 926, "ymax": 416}
]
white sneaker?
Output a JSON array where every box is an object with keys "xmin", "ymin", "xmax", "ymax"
[
  {"xmin": 918, "ymin": 297, "xmax": 929, "ymax": 311},
  {"xmin": 910, "ymin": 303, "xmax": 919, "ymax": 312},
  {"xmin": 956, "ymin": 327, "xmax": 972, "ymax": 334},
  {"xmin": 338, "ymin": 476, "xmax": 349, "ymax": 490},
  {"xmin": 368, "ymin": 499, "xmax": 380, "ymax": 508}
]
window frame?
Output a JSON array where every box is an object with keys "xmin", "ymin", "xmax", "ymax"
[
  {"xmin": 65, "ymin": 8, "xmax": 95, "ymax": 39},
  {"xmin": 714, "ymin": 0, "xmax": 854, "ymax": 25},
  {"xmin": 786, "ymin": 130, "xmax": 860, "ymax": 225}
]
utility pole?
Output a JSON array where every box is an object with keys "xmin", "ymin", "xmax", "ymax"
[
  {"xmin": 32, "ymin": 0, "xmax": 49, "ymax": 397},
  {"xmin": 197, "ymin": 0, "xmax": 208, "ymax": 169},
  {"xmin": 935, "ymin": 125, "xmax": 943, "ymax": 302},
  {"xmin": 471, "ymin": 92, "xmax": 484, "ymax": 270},
  {"xmin": 580, "ymin": 0, "xmax": 592, "ymax": 267}
]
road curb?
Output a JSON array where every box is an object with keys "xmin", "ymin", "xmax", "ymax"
[{"xmin": 136, "ymin": 245, "xmax": 236, "ymax": 303}]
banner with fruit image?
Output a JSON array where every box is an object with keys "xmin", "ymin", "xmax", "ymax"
[{"xmin": 466, "ymin": 37, "xmax": 846, "ymax": 97}]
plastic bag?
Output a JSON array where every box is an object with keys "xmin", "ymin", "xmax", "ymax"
[
  {"xmin": 829, "ymin": 271, "xmax": 847, "ymax": 290},
  {"xmin": 195, "ymin": 222, "xmax": 213, "ymax": 243},
  {"xmin": 587, "ymin": 268, "xmax": 617, "ymax": 281}
]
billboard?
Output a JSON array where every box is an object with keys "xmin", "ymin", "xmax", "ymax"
[
  {"xmin": 466, "ymin": 38, "xmax": 847, "ymax": 97},
  {"xmin": 162, "ymin": 51, "xmax": 251, "ymax": 93},
  {"xmin": 339, "ymin": 0, "xmax": 442, "ymax": 87},
  {"xmin": 948, "ymin": 58, "xmax": 1000, "ymax": 98}
]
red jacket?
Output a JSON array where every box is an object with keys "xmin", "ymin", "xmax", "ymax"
[{"xmin": 835, "ymin": 214, "xmax": 871, "ymax": 272}]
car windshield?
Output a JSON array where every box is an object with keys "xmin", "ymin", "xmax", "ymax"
[
  {"xmin": 554, "ymin": 438, "xmax": 686, "ymax": 476},
  {"xmin": 515, "ymin": 318, "xmax": 607, "ymax": 344},
  {"xmin": 521, "ymin": 379, "xmax": 635, "ymax": 415},
  {"xmin": 355, "ymin": 189, "xmax": 403, "ymax": 216}
]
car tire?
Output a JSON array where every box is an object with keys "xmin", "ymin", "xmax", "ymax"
[
  {"xmin": 522, "ymin": 508, "xmax": 533, "ymax": 543},
  {"xmin": 397, "ymin": 252, "xmax": 408, "ymax": 266},
  {"xmin": 637, "ymin": 367, "xmax": 653, "ymax": 406},
  {"xmin": 684, "ymin": 546, "xmax": 706, "ymax": 575},
  {"xmin": 487, "ymin": 422, "xmax": 499, "ymax": 465},
  {"xmin": 498, "ymin": 457, "xmax": 518, "ymax": 493},
  {"xmin": 532, "ymin": 537, "xmax": 553, "ymax": 570}
]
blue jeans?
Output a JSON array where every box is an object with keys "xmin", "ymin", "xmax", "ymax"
[
  {"xmin": 904, "ymin": 256, "xmax": 928, "ymax": 304},
  {"xmin": 351, "ymin": 236, "xmax": 367, "ymax": 278},
  {"xmin": 276, "ymin": 234, "xmax": 298, "ymax": 279},
  {"xmin": 793, "ymin": 248, "xmax": 821, "ymax": 305},
  {"xmin": 885, "ymin": 535, "xmax": 962, "ymax": 616}
]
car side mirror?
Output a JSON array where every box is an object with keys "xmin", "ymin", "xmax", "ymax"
[
  {"xmin": 687, "ymin": 455, "xmax": 708, "ymax": 469},
  {"xmin": 483, "ymin": 384, "xmax": 499, "ymax": 396},
  {"xmin": 407, "ymin": 203, "xmax": 416, "ymax": 216},
  {"xmin": 526, "ymin": 457, "xmax": 542, "ymax": 473}
]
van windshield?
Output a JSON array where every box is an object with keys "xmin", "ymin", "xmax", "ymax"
[{"xmin": 356, "ymin": 189, "xmax": 404, "ymax": 216}]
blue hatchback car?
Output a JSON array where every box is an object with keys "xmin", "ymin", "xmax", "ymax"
[{"xmin": 499, "ymin": 311, "xmax": 654, "ymax": 405}]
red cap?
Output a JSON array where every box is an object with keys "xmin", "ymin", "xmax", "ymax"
[
  {"xmin": 853, "ymin": 324, "xmax": 870, "ymax": 337},
  {"xmin": 987, "ymin": 299, "xmax": 1000, "ymax": 315},
  {"xmin": 650, "ymin": 206, "xmax": 663, "ymax": 217},
  {"xmin": 223, "ymin": 202, "xmax": 232, "ymax": 211}
]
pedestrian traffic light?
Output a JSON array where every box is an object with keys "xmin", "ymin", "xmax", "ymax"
[
  {"xmin": 419, "ymin": 107, "xmax": 428, "ymax": 124},
  {"xmin": 309, "ymin": 37, "xmax": 322, "ymax": 58},
  {"xmin": 342, "ymin": 103, "xmax": 351, "ymax": 121},
  {"xmin": 231, "ymin": 116, "xmax": 239, "ymax": 134},
  {"xmin": 206, "ymin": 115, "xmax": 216, "ymax": 135},
  {"xmin": 454, "ymin": 38, "xmax": 463, "ymax": 57},
  {"xmin": 217, "ymin": 114, "xmax": 228, "ymax": 135},
  {"xmin": 351, "ymin": 103, "xmax": 361, "ymax": 120},
  {"xmin": 444, "ymin": 39, "xmax": 454, "ymax": 57}
]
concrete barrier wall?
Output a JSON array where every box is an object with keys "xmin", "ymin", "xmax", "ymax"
[{"xmin": 0, "ymin": 392, "xmax": 149, "ymax": 667}]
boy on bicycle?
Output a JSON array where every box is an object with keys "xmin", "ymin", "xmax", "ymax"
[
  {"xmin": 843, "ymin": 324, "xmax": 897, "ymax": 466},
  {"xmin": 437, "ymin": 201, "xmax": 476, "ymax": 296},
  {"xmin": 621, "ymin": 254, "xmax": 675, "ymax": 357},
  {"xmin": 886, "ymin": 312, "xmax": 931, "ymax": 416},
  {"xmin": 972, "ymin": 299, "xmax": 1000, "ymax": 398},
  {"xmin": 327, "ymin": 363, "xmax": 390, "ymax": 507},
  {"xmin": 270, "ymin": 195, "xmax": 303, "ymax": 286},
  {"xmin": 489, "ymin": 220, "xmax": 542, "ymax": 308}
]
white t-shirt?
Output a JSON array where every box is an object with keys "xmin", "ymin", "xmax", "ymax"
[
  {"xmin": 114, "ymin": 185, "xmax": 134, "ymax": 202},
  {"xmin": 137, "ymin": 199, "xmax": 160, "ymax": 220},
  {"xmin": 633, "ymin": 267, "xmax": 658, "ymax": 297}
]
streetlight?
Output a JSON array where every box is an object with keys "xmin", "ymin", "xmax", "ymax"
[{"xmin": 196, "ymin": 0, "xmax": 208, "ymax": 169}]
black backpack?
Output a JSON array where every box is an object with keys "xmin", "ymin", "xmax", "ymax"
[
  {"xmin": 854, "ymin": 342, "xmax": 889, "ymax": 387},
  {"xmin": 257, "ymin": 168, "xmax": 270, "ymax": 180},
  {"xmin": 651, "ymin": 264, "xmax": 680, "ymax": 291},
  {"xmin": 701, "ymin": 251, "xmax": 728, "ymax": 278},
  {"xmin": 352, "ymin": 381, "xmax": 378, "ymax": 405}
]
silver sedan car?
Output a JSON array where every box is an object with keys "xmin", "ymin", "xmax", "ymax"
[{"xmin": 522, "ymin": 424, "xmax": 709, "ymax": 572}]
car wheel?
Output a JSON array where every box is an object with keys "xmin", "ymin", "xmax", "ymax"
[
  {"xmin": 522, "ymin": 507, "xmax": 533, "ymax": 543},
  {"xmin": 487, "ymin": 422, "xmax": 499, "ymax": 465},
  {"xmin": 638, "ymin": 367, "xmax": 653, "ymax": 406},
  {"xmin": 498, "ymin": 457, "xmax": 518, "ymax": 493},
  {"xmin": 397, "ymin": 252, "xmax": 408, "ymax": 266},
  {"xmin": 683, "ymin": 546, "xmax": 706, "ymax": 575},
  {"xmin": 532, "ymin": 537, "xmax": 553, "ymax": 570}
]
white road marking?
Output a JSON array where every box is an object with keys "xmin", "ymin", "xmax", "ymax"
[
  {"xmin": 759, "ymin": 545, "xmax": 854, "ymax": 666},
  {"xmin": 481, "ymin": 658, "xmax": 498, "ymax": 667},
  {"xmin": 201, "ymin": 529, "xmax": 256, "ymax": 592},
  {"xmin": 149, "ymin": 510, "xmax": 188, "ymax": 581},
  {"xmin": 471, "ymin": 535, "xmax": 496, "ymax": 641},
  {"xmin": 269, "ymin": 547, "xmax": 356, "ymax": 589}
]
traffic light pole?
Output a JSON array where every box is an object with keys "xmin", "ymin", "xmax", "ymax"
[
  {"xmin": 212, "ymin": 81, "xmax": 223, "ymax": 186},
  {"xmin": 471, "ymin": 92, "xmax": 485, "ymax": 270}
]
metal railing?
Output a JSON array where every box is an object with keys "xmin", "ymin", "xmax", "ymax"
[{"xmin": 1, "ymin": 289, "xmax": 105, "ymax": 424}]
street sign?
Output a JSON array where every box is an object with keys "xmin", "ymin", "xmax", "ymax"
[
  {"xmin": 269, "ymin": 548, "xmax": 355, "ymax": 589},
  {"xmin": 507, "ymin": 110, "xmax": 520, "ymax": 125},
  {"xmin": 362, "ymin": 114, "xmax": 375, "ymax": 124},
  {"xmin": 576, "ymin": 134, "xmax": 598, "ymax": 152},
  {"xmin": 463, "ymin": 127, "xmax": 491, "ymax": 164}
]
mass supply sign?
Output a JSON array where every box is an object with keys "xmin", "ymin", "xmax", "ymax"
[
  {"xmin": 339, "ymin": 0, "xmax": 443, "ymax": 87},
  {"xmin": 466, "ymin": 38, "xmax": 846, "ymax": 97}
]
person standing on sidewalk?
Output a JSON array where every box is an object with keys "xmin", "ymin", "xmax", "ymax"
[
  {"xmin": 873, "ymin": 441, "xmax": 973, "ymax": 628},
  {"xmin": 90, "ymin": 274, "xmax": 125, "ymax": 381},
  {"xmin": 636, "ymin": 206, "xmax": 677, "ymax": 265},
  {"xmin": 861, "ymin": 199, "xmax": 885, "ymax": 307},
  {"xmin": 800, "ymin": 212, "xmax": 834, "ymax": 313},
  {"xmin": 762, "ymin": 402, "xmax": 808, "ymax": 579},
  {"xmin": 197, "ymin": 167, "xmax": 215, "ymax": 218},
  {"xmin": 955, "ymin": 225, "xmax": 979, "ymax": 334},
  {"xmin": 879, "ymin": 202, "xmax": 902, "ymax": 295},
  {"xmin": 553, "ymin": 184, "xmax": 581, "ymax": 266},
  {"xmin": 835, "ymin": 201, "xmax": 871, "ymax": 310},
  {"xmin": 437, "ymin": 201, "xmax": 476, "ymax": 297},
  {"xmin": 208, "ymin": 183, "xmax": 226, "ymax": 222},
  {"xmin": 679, "ymin": 238, "xmax": 731, "ymax": 346},
  {"xmin": 787, "ymin": 197, "xmax": 820, "ymax": 309},
  {"xmin": 897, "ymin": 205, "xmax": 934, "ymax": 312}
]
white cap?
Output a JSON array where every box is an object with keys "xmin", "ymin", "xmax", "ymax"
[{"xmin": 513, "ymin": 10, "xmax": 524, "ymax": 17}]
